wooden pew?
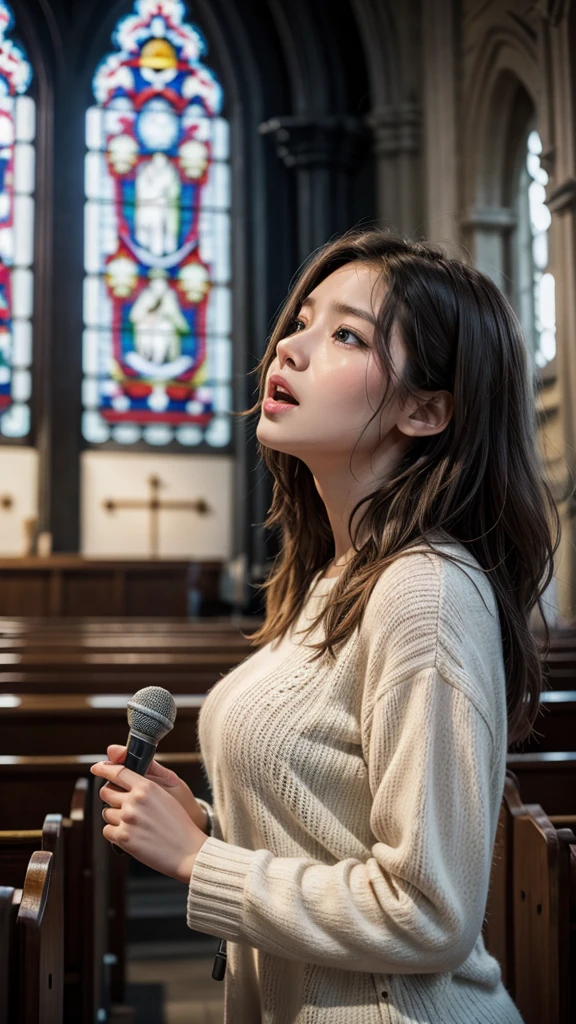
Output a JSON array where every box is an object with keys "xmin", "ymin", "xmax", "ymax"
[
  {"xmin": 0, "ymin": 615, "xmax": 259, "ymax": 633},
  {"xmin": 0, "ymin": 623, "xmax": 254, "ymax": 696},
  {"xmin": 0, "ymin": 632, "xmax": 256, "ymax": 652},
  {"xmin": 506, "ymin": 752, "xmax": 576, "ymax": 815},
  {"xmin": 535, "ymin": 629, "xmax": 576, "ymax": 690},
  {"xmin": 484, "ymin": 773, "xmax": 526, "ymax": 992},
  {"xmin": 0, "ymin": 621, "xmax": 256, "ymax": 695},
  {"xmin": 0, "ymin": 617, "xmax": 257, "ymax": 653},
  {"xmin": 4, "ymin": 750, "xmax": 569, "ymax": 830},
  {"xmin": 512, "ymin": 691, "xmax": 576, "ymax": 753},
  {"xmin": 0, "ymin": 752, "xmax": 206, "ymax": 829},
  {"xmin": 0, "ymin": 762, "xmax": 131, "ymax": 1022},
  {"xmin": 513, "ymin": 802, "xmax": 576, "ymax": 1023},
  {"xmin": 2, "ymin": 689, "xmax": 574, "ymax": 757},
  {"xmin": 484, "ymin": 772, "xmax": 576, "ymax": 1023},
  {"xmin": 63, "ymin": 776, "xmax": 117, "ymax": 1024},
  {"xmin": 0, "ymin": 885, "xmax": 13, "ymax": 1024},
  {"xmin": 0, "ymin": 751, "xmax": 208, "ymax": 1018},
  {"xmin": 0, "ymin": 694, "xmax": 203, "ymax": 756},
  {"xmin": 0, "ymin": 667, "xmax": 236, "ymax": 695},
  {"xmin": 4, "ymin": 689, "xmax": 574, "ymax": 758},
  {"xmin": 0, "ymin": 814, "xmax": 64, "ymax": 1023}
]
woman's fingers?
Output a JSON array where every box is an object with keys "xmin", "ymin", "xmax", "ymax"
[
  {"xmin": 145, "ymin": 759, "xmax": 180, "ymax": 785},
  {"xmin": 91, "ymin": 761, "xmax": 139, "ymax": 789},
  {"xmin": 102, "ymin": 806, "xmax": 121, "ymax": 825},
  {"xmin": 100, "ymin": 783, "xmax": 123, "ymax": 807},
  {"xmin": 104, "ymin": 745, "xmax": 179, "ymax": 788}
]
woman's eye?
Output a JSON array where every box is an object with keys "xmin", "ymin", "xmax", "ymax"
[
  {"xmin": 285, "ymin": 318, "xmax": 306, "ymax": 335},
  {"xmin": 334, "ymin": 327, "xmax": 364, "ymax": 348}
]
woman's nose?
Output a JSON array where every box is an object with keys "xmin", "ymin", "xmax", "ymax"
[{"xmin": 276, "ymin": 333, "xmax": 309, "ymax": 369}]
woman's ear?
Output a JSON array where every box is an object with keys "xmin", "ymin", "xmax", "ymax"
[{"xmin": 398, "ymin": 390, "xmax": 453, "ymax": 438}]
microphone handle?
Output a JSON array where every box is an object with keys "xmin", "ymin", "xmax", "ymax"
[
  {"xmin": 106, "ymin": 731, "xmax": 158, "ymax": 856},
  {"xmin": 123, "ymin": 732, "xmax": 157, "ymax": 775}
]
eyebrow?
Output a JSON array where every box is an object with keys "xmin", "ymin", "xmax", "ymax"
[{"xmin": 300, "ymin": 295, "xmax": 377, "ymax": 327}]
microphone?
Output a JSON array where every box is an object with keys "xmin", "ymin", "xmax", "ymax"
[
  {"xmin": 105, "ymin": 685, "xmax": 177, "ymax": 856},
  {"xmin": 124, "ymin": 685, "xmax": 177, "ymax": 774}
]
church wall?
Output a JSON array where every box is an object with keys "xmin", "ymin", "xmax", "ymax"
[{"xmin": 81, "ymin": 451, "xmax": 233, "ymax": 559}]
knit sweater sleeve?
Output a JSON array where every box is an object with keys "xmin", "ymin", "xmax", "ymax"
[{"xmin": 186, "ymin": 560, "xmax": 500, "ymax": 973}]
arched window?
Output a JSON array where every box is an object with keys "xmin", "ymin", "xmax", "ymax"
[
  {"xmin": 512, "ymin": 129, "xmax": 556, "ymax": 371},
  {"xmin": 83, "ymin": 0, "xmax": 231, "ymax": 449},
  {"xmin": 0, "ymin": 1, "xmax": 35, "ymax": 440}
]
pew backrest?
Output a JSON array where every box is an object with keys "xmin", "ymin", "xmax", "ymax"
[
  {"xmin": 513, "ymin": 803, "xmax": 576, "ymax": 1024},
  {"xmin": 0, "ymin": 886, "xmax": 15, "ymax": 1024},
  {"xmin": 484, "ymin": 770, "xmax": 526, "ymax": 992},
  {"xmin": 506, "ymin": 752, "xmax": 576, "ymax": 816},
  {"xmin": 0, "ymin": 815, "xmax": 65, "ymax": 1024}
]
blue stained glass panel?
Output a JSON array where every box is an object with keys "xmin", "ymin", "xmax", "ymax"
[{"xmin": 83, "ymin": 0, "xmax": 232, "ymax": 448}]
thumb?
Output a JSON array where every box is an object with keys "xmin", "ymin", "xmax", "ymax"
[{"xmin": 107, "ymin": 744, "xmax": 127, "ymax": 763}]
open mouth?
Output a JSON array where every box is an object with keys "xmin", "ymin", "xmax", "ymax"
[{"xmin": 270, "ymin": 385, "xmax": 299, "ymax": 405}]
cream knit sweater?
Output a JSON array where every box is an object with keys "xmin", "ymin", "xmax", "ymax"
[{"xmin": 187, "ymin": 540, "xmax": 524, "ymax": 1023}]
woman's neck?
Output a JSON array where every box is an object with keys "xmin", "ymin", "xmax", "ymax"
[
  {"xmin": 321, "ymin": 547, "xmax": 356, "ymax": 578},
  {"xmin": 306, "ymin": 432, "xmax": 410, "ymax": 567}
]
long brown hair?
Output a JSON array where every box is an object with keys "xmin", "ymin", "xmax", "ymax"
[{"xmin": 239, "ymin": 229, "xmax": 561, "ymax": 746}]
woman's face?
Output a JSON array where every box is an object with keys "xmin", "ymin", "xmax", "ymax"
[{"xmin": 257, "ymin": 262, "xmax": 407, "ymax": 469}]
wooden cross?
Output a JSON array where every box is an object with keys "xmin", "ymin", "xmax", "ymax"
[{"xmin": 103, "ymin": 475, "xmax": 211, "ymax": 558}]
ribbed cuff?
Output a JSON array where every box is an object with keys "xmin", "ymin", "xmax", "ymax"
[{"xmin": 187, "ymin": 836, "xmax": 255, "ymax": 941}]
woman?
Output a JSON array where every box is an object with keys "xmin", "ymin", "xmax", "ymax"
[{"xmin": 92, "ymin": 230, "xmax": 560, "ymax": 1023}]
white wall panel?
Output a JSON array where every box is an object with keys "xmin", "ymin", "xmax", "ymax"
[
  {"xmin": 81, "ymin": 451, "xmax": 233, "ymax": 559},
  {"xmin": 0, "ymin": 447, "xmax": 38, "ymax": 555}
]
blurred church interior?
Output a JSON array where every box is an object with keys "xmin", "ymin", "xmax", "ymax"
[{"xmin": 0, "ymin": 0, "xmax": 575, "ymax": 1021}]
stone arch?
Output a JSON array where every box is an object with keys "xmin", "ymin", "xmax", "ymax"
[{"xmin": 461, "ymin": 28, "xmax": 539, "ymax": 290}]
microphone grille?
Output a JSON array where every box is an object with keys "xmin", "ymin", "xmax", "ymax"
[{"xmin": 126, "ymin": 686, "xmax": 177, "ymax": 742}]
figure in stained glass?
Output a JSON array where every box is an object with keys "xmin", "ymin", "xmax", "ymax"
[
  {"xmin": 84, "ymin": 0, "xmax": 232, "ymax": 448},
  {"xmin": 130, "ymin": 269, "xmax": 189, "ymax": 367},
  {"xmin": 135, "ymin": 152, "xmax": 181, "ymax": 257}
]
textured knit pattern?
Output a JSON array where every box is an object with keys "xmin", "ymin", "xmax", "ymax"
[{"xmin": 187, "ymin": 540, "xmax": 524, "ymax": 1023}]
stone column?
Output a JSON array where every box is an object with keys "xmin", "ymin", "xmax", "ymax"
[
  {"xmin": 259, "ymin": 115, "xmax": 369, "ymax": 262},
  {"xmin": 365, "ymin": 103, "xmax": 422, "ymax": 238},
  {"xmin": 421, "ymin": 0, "xmax": 459, "ymax": 251},
  {"xmin": 460, "ymin": 205, "xmax": 517, "ymax": 290}
]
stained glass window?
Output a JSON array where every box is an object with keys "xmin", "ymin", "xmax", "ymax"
[
  {"xmin": 83, "ymin": 0, "xmax": 231, "ymax": 449},
  {"xmin": 0, "ymin": 2, "xmax": 34, "ymax": 440},
  {"xmin": 513, "ymin": 130, "xmax": 556, "ymax": 370}
]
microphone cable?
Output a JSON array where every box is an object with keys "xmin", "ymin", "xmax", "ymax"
[{"xmin": 212, "ymin": 939, "xmax": 227, "ymax": 980}]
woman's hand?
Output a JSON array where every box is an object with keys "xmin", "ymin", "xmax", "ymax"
[
  {"xmin": 90, "ymin": 759, "xmax": 208, "ymax": 883},
  {"xmin": 104, "ymin": 744, "xmax": 209, "ymax": 834}
]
